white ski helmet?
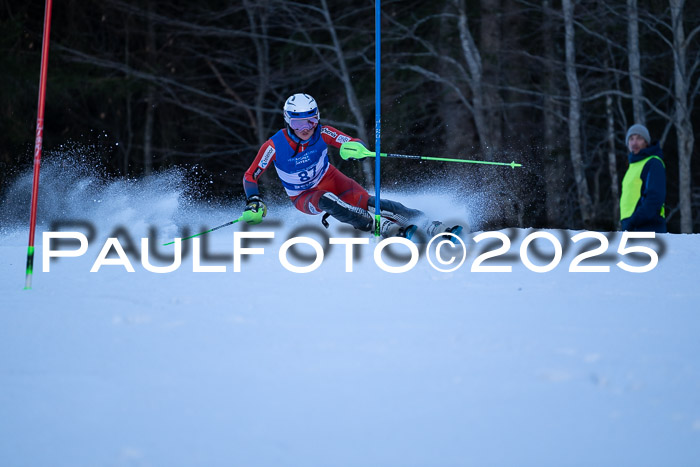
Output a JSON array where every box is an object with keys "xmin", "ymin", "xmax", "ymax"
[{"xmin": 283, "ymin": 93, "xmax": 320, "ymax": 125}]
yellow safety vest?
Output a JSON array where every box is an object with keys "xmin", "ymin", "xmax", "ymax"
[{"xmin": 620, "ymin": 155, "xmax": 665, "ymax": 220}]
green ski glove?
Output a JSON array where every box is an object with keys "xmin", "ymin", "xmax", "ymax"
[{"xmin": 243, "ymin": 195, "xmax": 267, "ymax": 225}]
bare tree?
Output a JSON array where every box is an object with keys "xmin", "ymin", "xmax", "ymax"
[
  {"xmin": 143, "ymin": 1, "xmax": 156, "ymax": 175},
  {"xmin": 242, "ymin": 0, "xmax": 272, "ymax": 148},
  {"xmin": 318, "ymin": 0, "xmax": 374, "ymax": 185},
  {"xmin": 438, "ymin": 4, "xmax": 475, "ymax": 157},
  {"xmin": 562, "ymin": 0, "xmax": 593, "ymax": 225},
  {"xmin": 606, "ymin": 93, "xmax": 621, "ymax": 227},
  {"xmin": 627, "ymin": 0, "xmax": 645, "ymax": 124},
  {"xmin": 670, "ymin": 0, "xmax": 696, "ymax": 233},
  {"xmin": 480, "ymin": 0, "xmax": 503, "ymax": 154},
  {"xmin": 541, "ymin": 0, "xmax": 568, "ymax": 227},
  {"xmin": 454, "ymin": 0, "xmax": 493, "ymax": 158}
]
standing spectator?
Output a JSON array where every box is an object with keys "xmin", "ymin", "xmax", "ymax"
[{"xmin": 620, "ymin": 124, "xmax": 667, "ymax": 233}]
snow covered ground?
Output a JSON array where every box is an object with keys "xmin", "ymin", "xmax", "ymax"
[{"xmin": 1, "ymin": 161, "xmax": 699, "ymax": 466}]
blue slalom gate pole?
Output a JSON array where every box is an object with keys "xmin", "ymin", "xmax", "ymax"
[{"xmin": 374, "ymin": 0, "xmax": 381, "ymax": 238}]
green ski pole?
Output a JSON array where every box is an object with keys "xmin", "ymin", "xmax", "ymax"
[
  {"xmin": 340, "ymin": 141, "xmax": 523, "ymax": 169},
  {"xmin": 162, "ymin": 215, "xmax": 244, "ymax": 246}
]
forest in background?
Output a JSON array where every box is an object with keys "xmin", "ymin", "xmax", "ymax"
[{"xmin": 1, "ymin": 0, "xmax": 698, "ymax": 232}]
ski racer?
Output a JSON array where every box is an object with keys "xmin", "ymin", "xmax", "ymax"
[{"xmin": 241, "ymin": 93, "xmax": 462, "ymax": 239}]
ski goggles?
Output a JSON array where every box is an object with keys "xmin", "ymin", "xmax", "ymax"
[{"xmin": 289, "ymin": 116, "xmax": 319, "ymax": 131}]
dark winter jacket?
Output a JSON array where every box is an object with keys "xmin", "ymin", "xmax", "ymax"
[{"xmin": 620, "ymin": 142, "xmax": 667, "ymax": 233}]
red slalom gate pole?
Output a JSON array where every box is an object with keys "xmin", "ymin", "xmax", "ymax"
[{"xmin": 25, "ymin": 0, "xmax": 54, "ymax": 290}]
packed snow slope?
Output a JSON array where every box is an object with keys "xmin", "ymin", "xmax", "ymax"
[{"xmin": 1, "ymin": 159, "xmax": 699, "ymax": 467}]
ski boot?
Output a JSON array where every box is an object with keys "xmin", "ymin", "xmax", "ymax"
[
  {"xmin": 426, "ymin": 221, "xmax": 463, "ymax": 243},
  {"xmin": 377, "ymin": 217, "xmax": 417, "ymax": 240}
]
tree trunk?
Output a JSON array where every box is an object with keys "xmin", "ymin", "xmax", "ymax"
[
  {"xmin": 606, "ymin": 94, "xmax": 620, "ymax": 228},
  {"xmin": 319, "ymin": 0, "xmax": 373, "ymax": 186},
  {"xmin": 562, "ymin": 0, "xmax": 593, "ymax": 225},
  {"xmin": 480, "ymin": 0, "xmax": 502, "ymax": 153},
  {"xmin": 243, "ymin": 0, "xmax": 270, "ymax": 147},
  {"xmin": 627, "ymin": 0, "xmax": 645, "ymax": 124},
  {"xmin": 123, "ymin": 14, "xmax": 133, "ymax": 177},
  {"xmin": 143, "ymin": 86, "xmax": 154, "ymax": 175},
  {"xmin": 439, "ymin": 3, "xmax": 474, "ymax": 156},
  {"xmin": 143, "ymin": 0, "xmax": 156, "ymax": 175},
  {"xmin": 670, "ymin": 0, "xmax": 694, "ymax": 233},
  {"xmin": 542, "ymin": 0, "xmax": 566, "ymax": 227},
  {"xmin": 454, "ymin": 0, "xmax": 492, "ymax": 159}
]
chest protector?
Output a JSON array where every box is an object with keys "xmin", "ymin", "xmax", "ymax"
[
  {"xmin": 620, "ymin": 155, "xmax": 665, "ymax": 220},
  {"xmin": 271, "ymin": 129, "xmax": 329, "ymax": 196}
]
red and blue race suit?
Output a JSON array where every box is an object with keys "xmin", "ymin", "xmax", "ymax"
[{"xmin": 243, "ymin": 126, "xmax": 370, "ymax": 214}]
